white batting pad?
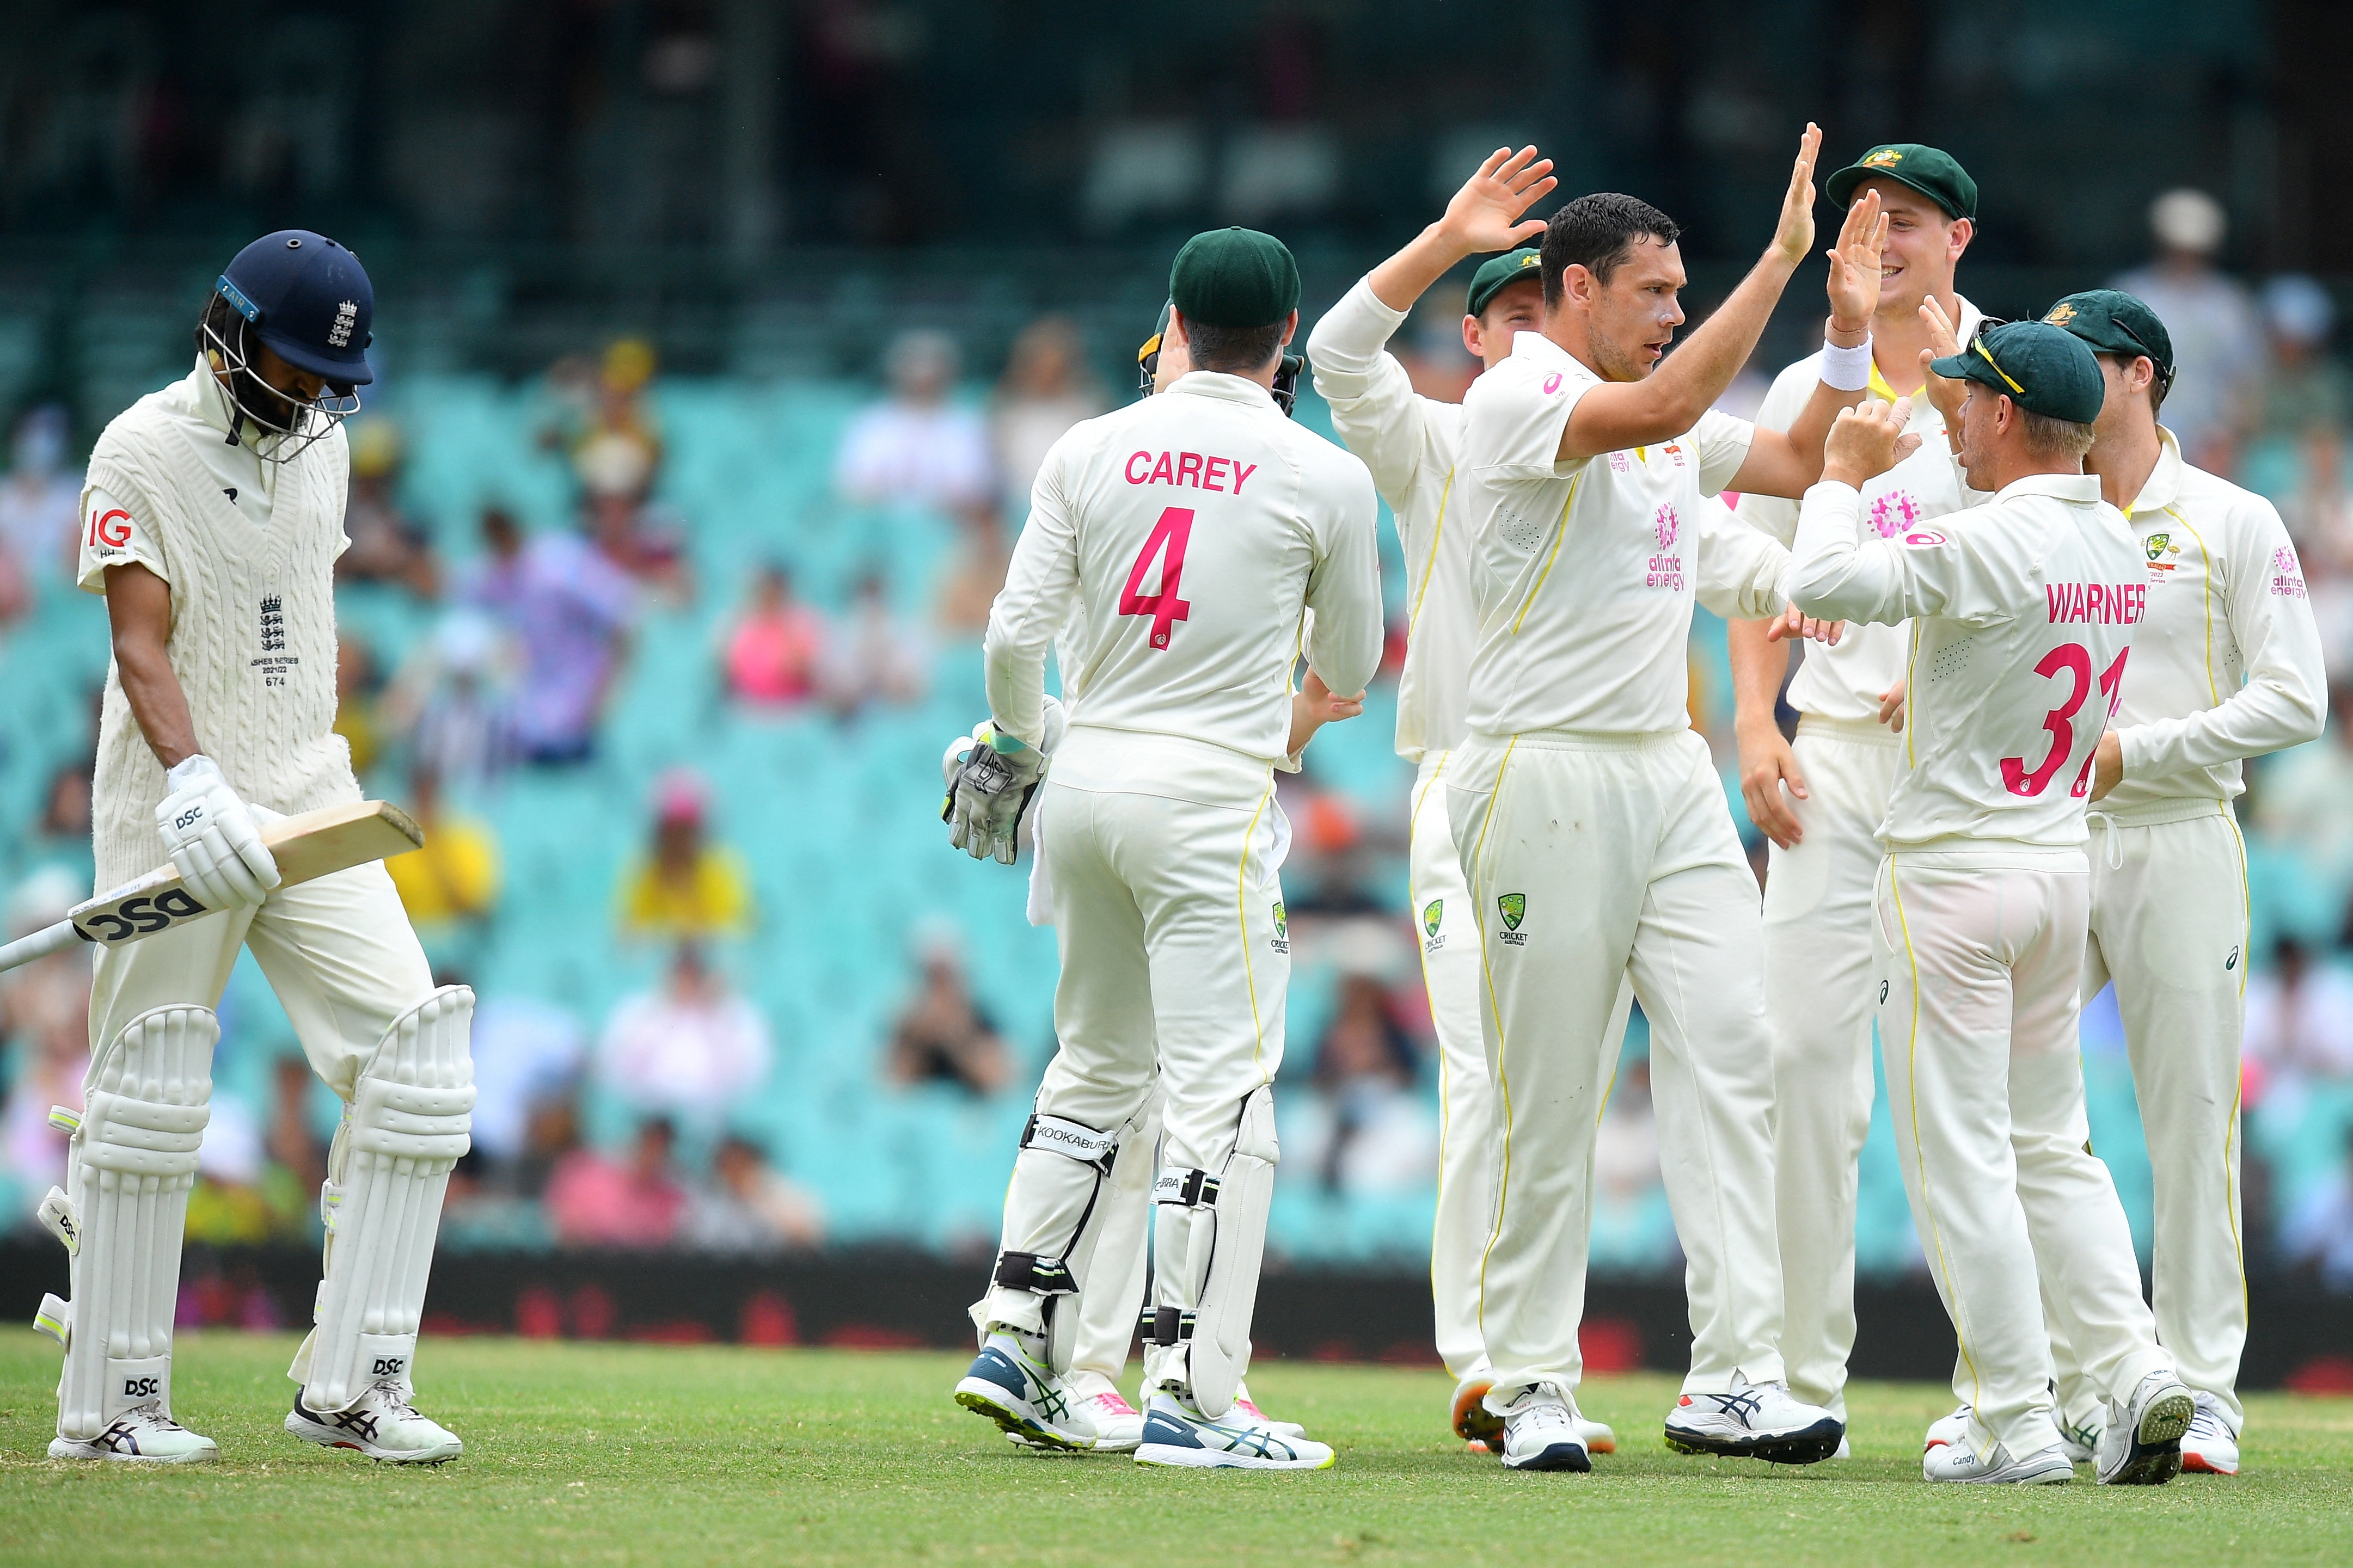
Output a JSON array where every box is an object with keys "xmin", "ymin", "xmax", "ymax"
[
  {"xmin": 55, "ymin": 1005, "xmax": 216, "ymax": 1440},
  {"xmin": 981, "ymin": 1108, "xmax": 1128, "ymax": 1370},
  {"xmin": 1148, "ymin": 1084, "xmax": 1278, "ymax": 1419},
  {"xmin": 293, "ymin": 986, "xmax": 474, "ymax": 1412}
]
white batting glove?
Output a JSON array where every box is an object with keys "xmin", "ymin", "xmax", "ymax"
[{"xmin": 156, "ymin": 754, "xmax": 281, "ymax": 911}]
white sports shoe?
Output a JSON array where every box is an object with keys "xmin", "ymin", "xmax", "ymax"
[
  {"xmin": 1922, "ymin": 1403, "xmax": 1971, "ymax": 1453},
  {"xmin": 2095, "ymin": 1372, "xmax": 2193, "ymax": 1486},
  {"xmin": 1133, "ymin": 1392, "xmax": 1334, "ymax": 1470},
  {"xmin": 1231, "ymin": 1381, "xmax": 1306, "ymax": 1440},
  {"xmin": 1454, "ymin": 1374, "xmax": 1616, "ymax": 1456},
  {"xmin": 1010, "ymin": 1371, "xmax": 1139, "ymax": 1453},
  {"xmin": 1493, "ymin": 1382, "xmax": 1591, "ymax": 1472},
  {"xmin": 1663, "ymin": 1373, "xmax": 1843, "ymax": 1465},
  {"xmin": 2057, "ymin": 1408, "xmax": 2102, "ymax": 1466},
  {"xmin": 1923, "ymin": 1438, "xmax": 2074, "ymax": 1484},
  {"xmin": 49, "ymin": 1406, "xmax": 218, "ymax": 1464},
  {"xmin": 2180, "ymin": 1393, "xmax": 2239, "ymax": 1475},
  {"xmin": 288, "ymin": 1380, "xmax": 462, "ymax": 1464},
  {"xmin": 955, "ymin": 1335, "xmax": 1096, "ymax": 1452}
]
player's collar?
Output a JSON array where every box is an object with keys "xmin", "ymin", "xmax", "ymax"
[
  {"xmin": 1995, "ymin": 471, "xmax": 2103, "ymax": 504},
  {"xmin": 1165, "ymin": 371, "xmax": 1278, "ymax": 410},
  {"xmin": 171, "ymin": 354, "xmax": 273, "ymax": 454},
  {"xmin": 2123, "ymin": 427, "xmax": 2183, "ymax": 517},
  {"xmin": 1865, "ymin": 293, "xmax": 1982, "ymax": 408}
]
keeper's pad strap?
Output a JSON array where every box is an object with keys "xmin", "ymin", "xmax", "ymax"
[
  {"xmin": 1154, "ymin": 1166, "xmax": 1221, "ymax": 1208},
  {"xmin": 1151, "ymin": 1306, "xmax": 1196, "ymax": 1346},
  {"xmin": 992, "ymin": 1249, "xmax": 1079, "ymax": 1296},
  {"xmin": 1021, "ymin": 1113, "xmax": 1118, "ymax": 1171}
]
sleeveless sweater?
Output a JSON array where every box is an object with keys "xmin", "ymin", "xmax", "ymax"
[{"xmin": 83, "ymin": 392, "xmax": 359, "ymax": 889}]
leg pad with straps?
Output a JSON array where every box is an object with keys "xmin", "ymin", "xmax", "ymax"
[
  {"xmin": 1148, "ymin": 1084, "xmax": 1277, "ymax": 1419},
  {"xmin": 981, "ymin": 1110, "xmax": 1125, "ymax": 1370}
]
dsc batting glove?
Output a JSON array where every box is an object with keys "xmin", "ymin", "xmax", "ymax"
[{"xmin": 155, "ymin": 754, "xmax": 282, "ymax": 911}]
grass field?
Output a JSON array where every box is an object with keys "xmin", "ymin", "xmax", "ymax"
[{"xmin": 3, "ymin": 1331, "xmax": 2350, "ymax": 1565}]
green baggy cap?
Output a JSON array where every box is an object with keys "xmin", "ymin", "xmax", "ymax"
[
  {"xmin": 1170, "ymin": 228, "xmax": 1300, "ymax": 328},
  {"xmin": 1929, "ymin": 319, "xmax": 2105, "ymax": 425},
  {"xmin": 2042, "ymin": 289, "xmax": 2176, "ymax": 385},
  {"xmin": 1825, "ymin": 144, "xmax": 1977, "ymax": 221},
  {"xmin": 1466, "ymin": 247, "xmax": 1545, "ymax": 319}
]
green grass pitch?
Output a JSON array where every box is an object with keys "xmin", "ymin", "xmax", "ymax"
[{"xmin": 3, "ymin": 1331, "xmax": 2350, "ymax": 1565}]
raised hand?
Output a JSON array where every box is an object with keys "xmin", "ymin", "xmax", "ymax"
[
  {"xmin": 1770, "ymin": 124, "xmax": 1825, "ymax": 267},
  {"xmin": 1916, "ymin": 296, "xmax": 1970, "ymax": 428},
  {"xmin": 1824, "ymin": 187, "xmax": 1887, "ymax": 335},
  {"xmin": 1438, "ymin": 146, "xmax": 1559, "ymax": 256},
  {"xmin": 1823, "ymin": 396, "xmax": 1921, "ymax": 487}
]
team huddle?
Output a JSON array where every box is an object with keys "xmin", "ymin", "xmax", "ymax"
[{"xmin": 945, "ymin": 126, "xmax": 2324, "ymax": 1483}]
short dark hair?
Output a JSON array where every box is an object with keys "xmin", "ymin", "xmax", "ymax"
[
  {"xmin": 2098, "ymin": 350, "xmax": 2169, "ymax": 416},
  {"xmin": 1185, "ymin": 317, "xmax": 1287, "ymax": 374},
  {"xmin": 1542, "ymin": 193, "xmax": 1682, "ymax": 308}
]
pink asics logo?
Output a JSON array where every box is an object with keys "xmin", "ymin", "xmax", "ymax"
[{"xmin": 1868, "ymin": 488, "xmax": 1922, "ymax": 538}]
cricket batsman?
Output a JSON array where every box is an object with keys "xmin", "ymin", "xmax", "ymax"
[
  {"xmin": 1790, "ymin": 323, "xmax": 2193, "ymax": 1485},
  {"xmin": 947, "ymin": 227, "xmax": 1382, "ymax": 1468},
  {"xmin": 1450, "ymin": 124, "xmax": 1879, "ymax": 1472},
  {"xmin": 1729, "ymin": 143, "xmax": 1984, "ymax": 1441},
  {"xmin": 40, "ymin": 232, "xmax": 472, "ymax": 1464},
  {"xmin": 1304, "ymin": 146, "xmax": 1629, "ymax": 1456}
]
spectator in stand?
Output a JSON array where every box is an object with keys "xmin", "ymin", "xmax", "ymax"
[
  {"xmin": 2244, "ymin": 937, "xmax": 2353, "ymax": 1115},
  {"xmin": 597, "ymin": 943, "xmax": 773, "ymax": 1123},
  {"xmin": 834, "ymin": 329, "xmax": 994, "ymax": 516},
  {"xmin": 616, "ymin": 769, "xmax": 755, "ymax": 939},
  {"xmin": 183, "ymin": 1090, "xmax": 273, "ymax": 1245},
  {"xmin": 1291, "ymin": 970, "xmax": 1437, "ymax": 1196},
  {"xmin": 384, "ymin": 765, "xmax": 502, "ymax": 951},
  {"xmin": 2253, "ymin": 685, "xmax": 2353, "ymax": 909},
  {"xmin": 20, "ymin": 764, "xmax": 94, "ymax": 893},
  {"xmin": 2114, "ymin": 189, "xmax": 2263, "ymax": 472},
  {"xmin": 333, "ymin": 631, "xmax": 384, "ymax": 778},
  {"xmin": 463, "ymin": 991, "xmax": 585, "ymax": 1170},
  {"xmin": 823, "ymin": 571, "xmax": 928, "ymax": 717},
  {"xmin": 337, "ymin": 419, "xmax": 438, "ymax": 597},
  {"xmin": 687, "ymin": 1135, "xmax": 827, "ymax": 1252},
  {"xmin": 545, "ymin": 1115, "xmax": 689, "ymax": 1249},
  {"xmin": 1590, "ymin": 1050, "xmax": 1679, "ymax": 1275},
  {"xmin": 884, "ymin": 927, "xmax": 1012, "ymax": 1096},
  {"xmin": 0, "ymin": 868, "xmax": 90, "ymax": 1220},
  {"xmin": 992, "ymin": 315, "xmax": 1104, "ymax": 512},
  {"xmin": 263, "ymin": 1054, "xmax": 328, "ymax": 1230},
  {"xmin": 2281, "ymin": 1126, "xmax": 2353, "ymax": 1291},
  {"xmin": 384, "ymin": 609, "xmax": 520, "ymax": 794},
  {"xmin": 579, "ymin": 435, "xmax": 691, "ymax": 605},
  {"xmin": 933, "ymin": 509, "xmax": 1011, "ymax": 636},
  {"xmin": 465, "ymin": 505, "xmax": 639, "ymax": 765},
  {"xmin": 722, "ymin": 563, "xmax": 829, "ymax": 707},
  {"xmin": 0, "ymin": 405, "xmax": 80, "ymax": 592},
  {"xmin": 560, "ymin": 337, "xmax": 665, "ymax": 485},
  {"xmin": 2252, "ymin": 277, "xmax": 2351, "ymax": 447}
]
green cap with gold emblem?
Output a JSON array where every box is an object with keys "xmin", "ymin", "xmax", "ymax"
[
  {"xmin": 1466, "ymin": 247, "xmax": 1544, "ymax": 319},
  {"xmin": 1170, "ymin": 227, "xmax": 1300, "ymax": 328},
  {"xmin": 1929, "ymin": 319, "xmax": 2105, "ymax": 424},
  {"xmin": 1825, "ymin": 143, "xmax": 1977, "ymax": 221},
  {"xmin": 2042, "ymin": 288, "xmax": 2176, "ymax": 390}
]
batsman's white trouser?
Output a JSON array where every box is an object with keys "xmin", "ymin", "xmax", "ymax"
[
  {"xmin": 1450, "ymin": 729, "xmax": 1786, "ymax": 1401},
  {"xmin": 981, "ymin": 775, "xmax": 1289, "ymax": 1417},
  {"xmin": 1762, "ymin": 719, "xmax": 1898, "ymax": 1419},
  {"xmin": 1414, "ymin": 750, "xmax": 1630, "ymax": 1383},
  {"xmin": 1876, "ymin": 850, "xmax": 2171, "ymax": 1461},
  {"xmin": 2062, "ymin": 803, "xmax": 2250, "ymax": 1432}
]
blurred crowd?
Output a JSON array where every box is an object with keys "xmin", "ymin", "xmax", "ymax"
[{"xmin": 4, "ymin": 196, "xmax": 2353, "ymax": 1291}]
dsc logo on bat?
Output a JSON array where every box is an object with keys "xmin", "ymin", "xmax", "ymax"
[{"xmin": 75, "ymin": 889, "xmax": 209, "ymax": 944}]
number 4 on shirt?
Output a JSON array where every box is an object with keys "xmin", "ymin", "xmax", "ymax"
[{"xmin": 1121, "ymin": 506, "xmax": 1193, "ymax": 650}]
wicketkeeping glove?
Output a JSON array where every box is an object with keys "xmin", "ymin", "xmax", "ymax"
[
  {"xmin": 155, "ymin": 754, "xmax": 282, "ymax": 911},
  {"xmin": 947, "ymin": 725, "xmax": 1045, "ymax": 865}
]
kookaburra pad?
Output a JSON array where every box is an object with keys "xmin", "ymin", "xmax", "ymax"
[
  {"xmin": 983, "ymin": 1110, "xmax": 1125, "ymax": 1371},
  {"xmin": 53, "ymin": 1006, "xmax": 217, "ymax": 1440},
  {"xmin": 292, "ymin": 986, "xmax": 475, "ymax": 1412},
  {"xmin": 1148, "ymin": 1084, "xmax": 1278, "ymax": 1419}
]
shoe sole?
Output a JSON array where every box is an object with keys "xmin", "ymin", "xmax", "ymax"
[
  {"xmin": 1665, "ymin": 1420, "xmax": 1845, "ymax": 1466},
  {"xmin": 2181, "ymin": 1449, "xmax": 2238, "ymax": 1475},
  {"xmin": 1502, "ymin": 1441, "xmax": 1591, "ymax": 1473},
  {"xmin": 2101, "ymin": 1393, "xmax": 2193, "ymax": 1486},
  {"xmin": 286, "ymin": 1414, "xmax": 461, "ymax": 1465},
  {"xmin": 1451, "ymin": 1379, "xmax": 1502, "ymax": 1443},
  {"xmin": 954, "ymin": 1385, "xmax": 1092, "ymax": 1452},
  {"xmin": 47, "ymin": 1439, "xmax": 218, "ymax": 1465},
  {"xmin": 1010, "ymin": 1428, "xmax": 1141, "ymax": 1454},
  {"xmin": 1134, "ymin": 1442, "xmax": 1335, "ymax": 1471}
]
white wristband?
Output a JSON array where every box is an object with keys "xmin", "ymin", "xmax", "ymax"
[{"xmin": 1819, "ymin": 335, "xmax": 1873, "ymax": 392}]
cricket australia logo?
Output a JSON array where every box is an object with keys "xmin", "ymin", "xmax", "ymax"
[
  {"xmin": 1497, "ymin": 892, "xmax": 1527, "ymax": 946},
  {"xmin": 2145, "ymin": 532, "xmax": 2181, "ymax": 579},
  {"xmin": 329, "ymin": 300, "xmax": 358, "ymax": 349},
  {"xmin": 1867, "ymin": 488, "xmax": 1922, "ymax": 539},
  {"xmin": 1270, "ymin": 902, "xmax": 1289, "ymax": 954},
  {"xmin": 1423, "ymin": 899, "xmax": 1444, "ymax": 953}
]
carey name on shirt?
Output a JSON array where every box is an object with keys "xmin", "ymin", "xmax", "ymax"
[{"xmin": 2045, "ymin": 580, "xmax": 2146, "ymax": 625}]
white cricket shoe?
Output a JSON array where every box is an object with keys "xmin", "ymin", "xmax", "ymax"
[
  {"xmin": 1663, "ymin": 1373, "xmax": 1843, "ymax": 1464},
  {"xmin": 288, "ymin": 1380, "xmax": 462, "ymax": 1464},
  {"xmin": 1133, "ymin": 1392, "xmax": 1334, "ymax": 1470},
  {"xmin": 2095, "ymin": 1372, "xmax": 2193, "ymax": 1486},
  {"xmin": 955, "ymin": 1336, "xmax": 1095, "ymax": 1452},
  {"xmin": 48, "ymin": 1406, "xmax": 218, "ymax": 1464},
  {"xmin": 1923, "ymin": 1438, "xmax": 2073, "ymax": 1484},
  {"xmin": 1454, "ymin": 1373, "xmax": 1616, "ymax": 1455},
  {"xmin": 1008, "ymin": 1370, "xmax": 1138, "ymax": 1453},
  {"xmin": 1231, "ymin": 1381, "xmax": 1306, "ymax": 1440},
  {"xmin": 2180, "ymin": 1393, "xmax": 2239, "ymax": 1476},
  {"xmin": 1492, "ymin": 1381, "xmax": 1590, "ymax": 1472},
  {"xmin": 2058, "ymin": 1407, "xmax": 2102, "ymax": 1466},
  {"xmin": 1923, "ymin": 1403, "xmax": 1971, "ymax": 1453}
]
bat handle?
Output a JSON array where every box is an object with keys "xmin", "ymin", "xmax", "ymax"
[{"xmin": 0, "ymin": 919, "xmax": 85, "ymax": 974}]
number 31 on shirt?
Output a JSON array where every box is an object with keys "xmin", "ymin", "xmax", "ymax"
[
  {"xmin": 1121, "ymin": 506, "xmax": 1193, "ymax": 650},
  {"xmin": 2002, "ymin": 643, "xmax": 2128, "ymax": 798}
]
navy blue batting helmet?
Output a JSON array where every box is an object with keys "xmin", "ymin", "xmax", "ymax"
[{"xmin": 215, "ymin": 230, "xmax": 374, "ymax": 389}]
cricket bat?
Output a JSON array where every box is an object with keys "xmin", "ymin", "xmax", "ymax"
[{"xmin": 0, "ymin": 800, "xmax": 424, "ymax": 974}]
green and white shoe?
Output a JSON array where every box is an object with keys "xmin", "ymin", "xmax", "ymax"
[{"xmin": 1133, "ymin": 1392, "xmax": 1335, "ymax": 1471}]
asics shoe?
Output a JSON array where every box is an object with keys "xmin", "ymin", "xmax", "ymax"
[
  {"xmin": 288, "ymin": 1380, "xmax": 462, "ymax": 1464},
  {"xmin": 2058, "ymin": 1409, "xmax": 2103, "ymax": 1466},
  {"xmin": 1923, "ymin": 1438, "xmax": 2073, "ymax": 1484},
  {"xmin": 1663, "ymin": 1373, "xmax": 1843, "ymax": 1464},
  {"xmin": 2095, "ymin": 1372, "xmax": 2193, "ymax": 1486},
  {"xmin": 1494, "ymin": 1382, "xmax": 1590, "ymax": 1472},
  {"xmin": 1009, "ymin": 1370, "xmax": 1138, "ymax": 1453},
  {"xmin": 954, "ymin": 1336, "xmax": 1095, "ymax": 1452},
  {"xmin": 48, "ymin": 1406, "xmax": 218, "ymax": 1464},
  {"xmin": 1455, "ymin": 1374, "xmax": 1616, "ymax": 1454},
  {"xmin": 1232, "ymin": 1381, "xmax": 1307, "ymax": 1440},
  {"xmin": 2179, "ymin": 1393, "xmax": 2239, "ymax": 1476},
  {"xmin": 1133, "ymin": 1392, "xmax": 1334, "ymax": 1470}
]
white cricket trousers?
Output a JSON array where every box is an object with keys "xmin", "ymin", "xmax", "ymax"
[
  {"xmin": 2060, "ymin": 803, "xmax": 2250, "ymax": 1431},
  {"xmin": 90, "ymin": 860, "xmax": 435, "ymax": 1094},
  {"xmin": 1762, "ymin": 718, "xmax": 1899, "ymax": 1418},
  {"xmin": 1875, "ymin": 850, "xmax": 2171, "ymax": 1460},
  {"xmin": 1450, "ymin": 728, "xmax": 1786, "ymax": 1400}
]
